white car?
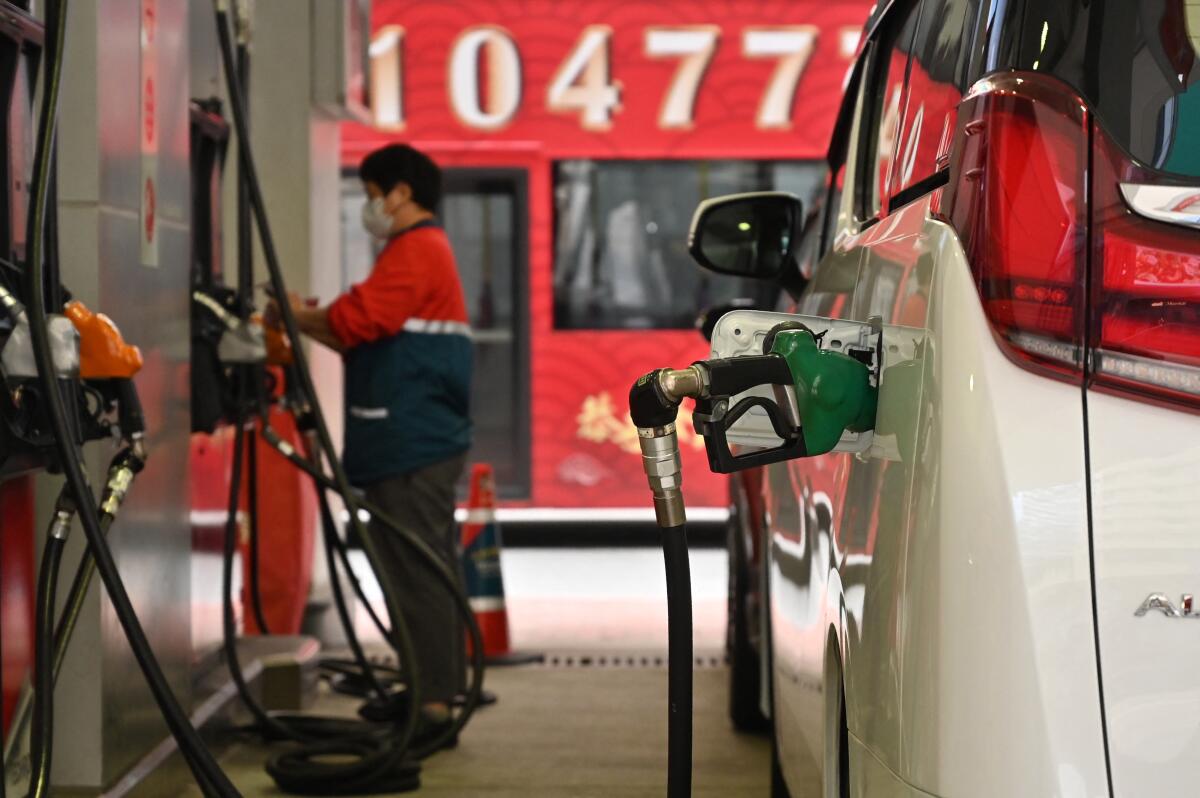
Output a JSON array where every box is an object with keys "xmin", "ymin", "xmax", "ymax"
[{"xmin": 695, "ymin": 0, "xmax": 1200, "ymax": 795}]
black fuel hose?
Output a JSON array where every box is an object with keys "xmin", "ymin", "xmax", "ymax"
[
  {"xmin": 245, "ymin": 425, "xmax": 271, "ymax": 634},
  {"xmin": 211, "ymin": 4, "xmax": 422, "ymax": 765},
  {"xmin": 3, "ymin": 450, "xmax": 143, "ymax": 794},
  {"xmin": 327, "ymin": 510, "xmax": 392, "ymax": 645},
  {"xmin": 662, "ymin": 525, "xmax": 693, "ymax": 798},
  {"xmin": 49, "ymin": 446, "xmax": 145, "ymax": 680},
  {"xmin": 27, "ymin": 515, "xmax": 67, "ymax": 798},
  {"xmin": 317, "ymin": 482, "xmax": 393, "ymax": 701},
  {"xmin": 233, "ymin": 17, "xmax": 268, "ymax": 639},
  {"xmin": 25, "ymin": 2, "xmax": 239, "ymax": 794},
  {"xmin": 49, "ymin": 517, "xmax": 104, "ymax": 676},
  {"xmin": 259, "ymin": 424, "xmax": 486, "ymax": 756},
  {"xmin": 220, "ymin": 388, "xmax": 426, "ymax": 793}
]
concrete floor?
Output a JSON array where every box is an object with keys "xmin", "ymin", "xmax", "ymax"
[
  {"xmin": 198, "ymin": 664, "xmax": 770, "ymax": 797},
  {"xmin": 169, "ymin": 548, "xmax": 769, "ymax": 796}
]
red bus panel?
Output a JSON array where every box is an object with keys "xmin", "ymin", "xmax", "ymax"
[{"xmin": 343, "ymin": 0, "xmax": 870, "ymax": 512}]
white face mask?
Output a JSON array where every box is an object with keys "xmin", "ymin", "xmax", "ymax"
[{"xmin": 361, "ymin": 197, "xmax": 395, "ymax": 239}]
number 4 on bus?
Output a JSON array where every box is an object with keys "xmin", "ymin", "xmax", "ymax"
[{"xmin": 547, "ymin": 26, "xmax": 622, "ymax": 130}]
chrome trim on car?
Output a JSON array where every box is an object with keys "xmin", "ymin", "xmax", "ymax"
[{"xmin": 1119, "ymin": 183, "xmax": 1200, "ymax": 231}]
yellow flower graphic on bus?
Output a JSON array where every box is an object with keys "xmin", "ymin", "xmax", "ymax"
[{"xmin": 576, "ymin": 391, "xmax": 704, "ymax": 454}]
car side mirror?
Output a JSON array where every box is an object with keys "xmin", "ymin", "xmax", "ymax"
[{"xmin": 687, "ymin": 192, "xmax": 804, "ymax": 280}]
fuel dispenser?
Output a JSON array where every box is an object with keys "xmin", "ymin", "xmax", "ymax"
[
  {"xmin": 1, "ymin": 0, "xmax": 487, "ymax": 794},
  {"xmin": 629, "ymin": 192, "xmax": 885, "ymax": 797},
  {"xmin": 0, "ymin": 0, "xmax": 241, "ymax": 794}
]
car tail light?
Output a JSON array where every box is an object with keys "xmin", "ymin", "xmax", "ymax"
[
  {"xmin": 941, "ymin": 72, "xmax": 1200, "ymax": 410},
  {"xmin": 942, "ymin": 73, "xmax": 1089, "ymax": 381},
  {"xmin": 1090, "ymin": 134, "xmax": 1200, "ymax": 408}
]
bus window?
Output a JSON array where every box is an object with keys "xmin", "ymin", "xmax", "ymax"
[{"xmin": 552, "ymin": 159, "xmax": 824, "ymax": 330}]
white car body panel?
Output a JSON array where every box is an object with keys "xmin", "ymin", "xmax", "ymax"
[
  {"xmin": 1089, "ymin": 392, "xmax": 1200, "ymax": 798},
  {"xmin": 767, "ymin": 197, "xmax": 1110, "ymax": 797}
]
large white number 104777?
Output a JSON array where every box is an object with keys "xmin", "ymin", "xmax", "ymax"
[{"xmin": 368, "ymin": 23, "xmax": 844, "ymax": 133}]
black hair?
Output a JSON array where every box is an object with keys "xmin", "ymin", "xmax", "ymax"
[{"xmin": 358, "ymin": 144, "xmax": 442, "ymax": 211}]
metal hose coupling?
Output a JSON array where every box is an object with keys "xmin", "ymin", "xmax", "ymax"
[
  {"xmin": 99, "ymin": 447, "xmax": 146, "ymax": 518},
  {"xmin": 49, "ymin": 508, "xmax": 72, "ymax": 540},
  {"xmin": 0, "ymin": 283, "xmax": 24, "ymax": 319},
  {"xmin": 638, "ymin": 424, "xmax": 685, "ymax": 527},
  {"xmin": 629, "ymin": 366, "xmax": 709, "ymax": 528},
  {"xmin": 47, "ymin": 488, "xmax": 78, "ymax": 540}
]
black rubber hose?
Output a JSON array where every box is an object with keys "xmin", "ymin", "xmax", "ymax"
[
  {"xmin": 234, "ymin": 34, "xmax": 252, "ymax": 304},
  {"xmin": 225, "ymin": 412, "xmax": 416, "ymax": 792},
  {"xmin": 327, "ymin": 500, "xmax": 391, "ymax": 645},
  {"xmin": 52, "ymin": 445, "xmax": 144, "ymax": 682},
  {"xmin": 662, "ymin": 525, "xmax": 693, "ymax": 798},
  {"xmin": 50, "ymin": 548, "xmax": 94, "ymax": 672},
  {"xmin": 7, "ymin": 494, "xmax": 128, "ymax": 788},
  {"xmin": 245, "ymin": 425, "xmax": 271, "ymax": 634},
  {"xmin": 24, "ymin": 2, "xmax": 239, "ymax": 794},
  {"xmin": 259, "ymin": 425, "xmax": 485, "ymax": 755},
  {"xmin": 27, "ymin": 527, "xmax": 66, "ymax": 798},
  {"xmin": 222, "ymin": 412, "xmax": 296, "ymax": 742},
  {"xmin": 233, "ymin": 21, "xmax": 269, "ymax": 639},
  {"xmin": 317, "ymin": 484, "xmax": 392, "ymax": 701},
  {"xmin": 211, "ymin": 2, "xmax": 421, "ymax": 759}
]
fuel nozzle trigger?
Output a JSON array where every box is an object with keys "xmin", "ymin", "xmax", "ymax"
[{"xmin": 692, "ymin": 354, "xmax": 807, "ymax": 473}]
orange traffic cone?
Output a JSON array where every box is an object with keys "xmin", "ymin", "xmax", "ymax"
[{"xmin": 460, "ymin": 463, "xmax": 540, "ymax": 666}]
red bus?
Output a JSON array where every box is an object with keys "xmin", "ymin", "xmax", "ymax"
[{"xmin": 341, "ymin": 0, "xmax": 869, "ymax": 519}]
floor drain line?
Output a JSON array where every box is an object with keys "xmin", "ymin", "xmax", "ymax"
[{"xmin": 536, "ymin": 652, "xmax": 726, "ymax": 669}]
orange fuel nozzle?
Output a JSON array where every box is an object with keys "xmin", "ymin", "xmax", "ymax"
[
  {"xmin": 252, "ymin": 313, "xmax": 294, "ymax": 366},
  {"xmin": 64, "ymin": 300, "xmax": 144, "ymax": 380}
]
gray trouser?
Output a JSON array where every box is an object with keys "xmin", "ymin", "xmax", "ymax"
[{"xmin": 365, "ymin": 453, "xmax": 467, "ymax": 705}]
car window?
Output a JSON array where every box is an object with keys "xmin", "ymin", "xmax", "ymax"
[
  {"xmin": 992, "ymin": 0, "xmax": 1200, "ymax": 178},
  {"xmin": 795, "ymin": 206, "xmax": 824, "ymax": 283},
  {"xmin": 888, "ymin": 0, "xmax": 980, "ymax": 203},
  {"xmin": 858, "ymin": 2, "xmax": 922, "ymax": 220},
  {"xmin": 821, "ymin": 162, "xmax": 847, "ymax": 256},
  {"xmin": 798, "ymin": 183, "xmax": 852, "ymax": 317},
  {"xmin": 820, "ymin": 55, "xmax": 869, "ymax": 255}
]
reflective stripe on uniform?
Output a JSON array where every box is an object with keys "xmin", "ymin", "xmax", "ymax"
[
  {"xmin": 349, "ymin": 406, "xmax": 389, "ymax": 420},
  {"xmin": 469, "ymin": 596, "xmax": 506, "ymax": 613},
  {"xmin": 403, "ymin": 318, "xmax": 474, "ymax": 338}
]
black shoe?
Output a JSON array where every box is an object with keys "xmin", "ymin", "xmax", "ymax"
[
  {"xmin": 357, "ymin": 689, "xmax": 410, "ymax": 722},
  {"xmin": 412, "ymin": 712, "xmax": 458, "ymax": 755}
]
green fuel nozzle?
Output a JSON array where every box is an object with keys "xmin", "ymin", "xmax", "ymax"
[
  {"xmin": 767, "ymin": 325, "xmax": 878, "ymax": 456},
  {"xmin": 631, "ymin": 322, "xmax": 880, "ymax": 504}
]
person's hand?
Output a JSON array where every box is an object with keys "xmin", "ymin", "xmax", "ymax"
[{"xmin": 264, "ymin": 290, "xmax": 302, "ymax": 328}]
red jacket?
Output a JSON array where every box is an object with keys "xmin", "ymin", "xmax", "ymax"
[{"xmin": 328, "ymin": 222, "xmax": 469, "ymax": 349}]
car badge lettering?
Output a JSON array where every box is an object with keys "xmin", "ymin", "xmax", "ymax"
[{"xmin": 1134, "ymin": 593, "xmax": 1200, "ymax": 618}]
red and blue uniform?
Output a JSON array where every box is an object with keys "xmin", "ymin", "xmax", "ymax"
[{"xmin": 328, "ymin": 221, "xmax": 473, "ymax": 485}]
